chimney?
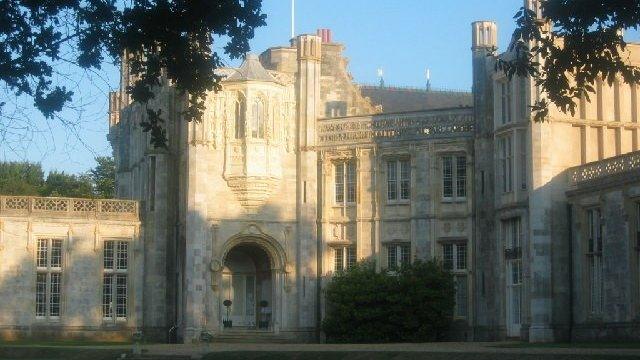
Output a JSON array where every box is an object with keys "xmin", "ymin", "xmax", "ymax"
[{"xmin": 316, "ymin": 28, "xmax": 333, "ymax": 43}]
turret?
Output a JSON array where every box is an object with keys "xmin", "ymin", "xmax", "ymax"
[
  {"xmin": 296, "ymin": 34, "xmax": 322, "ymax": 148},
  {"xmin": 471, "ymin": 21, "xmax": 498, "ymax": 135},
  {"xmin": 472, "ymin": 21, "xmax": 498, "ymax": 53}
]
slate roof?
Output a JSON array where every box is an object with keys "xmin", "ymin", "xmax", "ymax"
[
  {"xmin": 360, "ymin": 85, "xmax": 473, "ymax": 114},
  {"xmin": 226, "ymin": 54, "xmax": 275, "ymax": 83}
]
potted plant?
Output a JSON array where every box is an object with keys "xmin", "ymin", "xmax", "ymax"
[
  {"xmin": 223, "ymin": 299, "xmax": 233, "ymax": 328},
  {"xmin": 259, "ymin": 300, "xmax": 270, "ymax": 329}
]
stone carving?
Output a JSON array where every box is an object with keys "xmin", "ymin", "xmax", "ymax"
[
  {"xmin": 569, "ymin": 151, "xmax": 640, "ymax": 187},
  {"xmin": 318, "ymin": 110, "xmax": 474, "ymax": 145}
]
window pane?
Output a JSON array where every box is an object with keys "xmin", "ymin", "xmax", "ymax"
[
  {"xmin": 103, "ymin": 274, "xmax": 113, "ymax": 319},
  {"xmin": 50, "ymin": 239, "xmax": 62, "ymax": 268},
  {"xmin": 49, "ymin": 273, "xmax": 61, "ymax": 317},
  {"xmin": 456, "ymin": 244, "xmax": 467, "ymax": 270},
  {"xmin": 455, "ymin": 275, "xmax": 468, "ymax": 318},
  {"xmin": 520, "ymin": 131, "xmax": 527, "ymax": 189},
  {"xmin": 37, "ymin": 239, "xmax": 48, "ymax": 268},
  {"xmin": 387, "ymin": 245, "xmax": 397, "ymax": 270},
  {"xmin": 36, "ymin": 273, "xmax": 47, "ymax": 317},
  {"xmin": 116, "ymin": 242, "xmax": 128, "ymax": 270},
  {"xmin": 387, "ymin": 161, "xmax": 397, "ymax": 201},
  {"xmin": 456, "ymin": 156, "xmax": 466, "ymax": 198},
  {"xmin": 346, "ymin": 161, "xmax": 356, "ymax": 203},
  {"xmin": 442, "ymin": 157, "xmax": 453, "ymax": 198},
  {"xmin": 400, "ymin": 244, "xmax": 411, "ymax": 265},
  {"xmin": 400, "ymin": 160, "xmax": 410, "ymax": 200},
  {"xmin": 251, "ymin": 101, "xmax": 264, "ymax": 138},
  {"xmin": 235, "ymin": 100, "xmax": 245, "ymax": 139},
  {"xmin": 104, "ymin": 241, "xmax": 114, "ymax": 270},
  {"xmin": 116, "ymin": 274, "xmax": 127, "ymax": 319},
  {"xmin": 347, "ymin": 246, "xmax": 356, "ymax": 269},
  {"xmin": 335, "ymin": 164, "xmax": 344, "ymax": 203},
  {"xmin": 334, "ymin": 248, "xmax": 344, "ymax": 272},
  {"xmin": 443, "ymin": 244, "xmax": 454, "ymax": 270}
]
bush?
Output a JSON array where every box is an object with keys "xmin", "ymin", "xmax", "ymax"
[{"xmin": 322, "ymin": 260, "xmax": 455, "ymax": 343}]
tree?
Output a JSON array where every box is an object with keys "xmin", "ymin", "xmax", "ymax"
[
  {"xmin": 499, "ymin": 1, "xmax": 640, "ymax": 121},
  {"xmin": 40, "ymin": 171, "xmax": 93, "ymax": 198},
  {"xmin": 322, "ymin": 260, "xmax": 455, "ymax": 343},
  {"xmin": 90, "ymin": 156, "xmax": 115, "ymax": 198},
  {"xmin": 0, "ymin": 157, "xmax": 115, "ymax": 198},
  {"xmin": 0, "ymin": 161, "xmax": 44, "ymax": 195},
  {"xmin": 1, "ymin": 0, "xmax": 266, "ymax": 147}
]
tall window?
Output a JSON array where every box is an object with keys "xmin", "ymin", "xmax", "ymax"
[
  {"xmin": 148, "ymin": 156, "xmax": 156, "ymax": 212},
  {"xmin": 234, "ymin": 100, "xmax": 245, "ymax": 139},
  {"xmin": 387, "ymin": 159, "xmax": 410, "ymax": 201},
  {"xmin": 387, "ymin": 243, "xmax": 411, "ymax": 270},
  {"xmin": 251, "ymin": 100, "xmax": 264, "ymax": 138},
  {"xmin": 442, "ymin": 155, "xmax": 467, "ymax": 200},
  {"xmin": 519, "ymin": 131, "xmax": 527, "ymax": 190},
  {"xmin": 335, "ymin": 161, "xmax": 356, "ymax": 204},
  {"xmin": 587, "ymin": 208, "xmax": 604, "ymax": 314},
  {"xmin": 334, "ymin": 246, "xmax": 356, "ymax": 272},
  {"xmin": 503, "ymin": 218, "xmax": 523, "ymax": 326},
  {"xmin": 501, "ymin": 81, "xmax": 512, "ymax": 124},
  {"xmin": 442, "ymin": 242, "xmax": 468, "ymax": 318},
  {"xmin": 36, "ymin": 238, "xmax": 63, "ymax": 318},
  {"xmin": 103, "ymin": 240, "xmax": 129, "ymax": 320},
  {"xmin": 499, "ymin": 136, "xmax": 513, "ymax": 193}
]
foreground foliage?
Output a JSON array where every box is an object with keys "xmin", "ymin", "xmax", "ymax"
[
  {"xmin": 322, "ymin": 260, "xmax": 455, "ymax": 343},
  {"xmin": 1, "ymin": 0, "xmax": 266, "ymax": 147},
  {"xmin": 501, "ymin": 1, "xmax": 640, "ymax": 121}
]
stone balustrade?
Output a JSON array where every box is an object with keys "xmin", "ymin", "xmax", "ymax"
[
  {"xmin": 0, "ymin": 195, "xmax": 138, "ymax": 220},
  {"xmin": 568, "ymin": 151, "xmax": 640, "ymax": 188},
  {"xmin": 317, "ymin": 108, "xmax": 474, "ymax": 146}
]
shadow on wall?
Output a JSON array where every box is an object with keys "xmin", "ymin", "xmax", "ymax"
[{"xmin": 0, "ymin": 239, "xmax": 137, "ymax": 342}]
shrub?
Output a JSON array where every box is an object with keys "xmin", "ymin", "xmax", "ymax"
[{"xmin": 322, "ymin": 260, "xmax": 455, "ymax": 343}]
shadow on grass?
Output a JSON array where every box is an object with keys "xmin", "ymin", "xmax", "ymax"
[
  {"xmin": 201, "ymin": 351, "xmax": 640, "ymax": 360},
  {"xmin": 493, "ymin": 342, "xmax": 640, "ymax": 349}
]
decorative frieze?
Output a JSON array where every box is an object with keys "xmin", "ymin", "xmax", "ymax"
[{"xmin": 318, "ymin": 109, "xmax": 474, "ymax": 146}]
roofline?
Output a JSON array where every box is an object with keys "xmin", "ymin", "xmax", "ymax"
[{"xmin": 318, "ymin": 106, "xmax": 474, "ymax": 121}]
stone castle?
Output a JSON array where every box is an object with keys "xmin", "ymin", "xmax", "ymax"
[{"xmin": 2, "ymin": 0, "xmax": 640, "ymax": 343}]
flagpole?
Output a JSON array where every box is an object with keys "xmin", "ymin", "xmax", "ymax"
[{"xmin": 291, "ymin": 0, "xmax": 295, "ymax": 39}]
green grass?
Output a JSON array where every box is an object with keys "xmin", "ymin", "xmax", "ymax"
[{"xmin": 494, "ymin": 342, "xmax": 640, "ymax": 349}]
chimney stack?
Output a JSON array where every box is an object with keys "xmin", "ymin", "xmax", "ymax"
[{"xmin": 316, "ymin": 28, "xmax": 333, "ymax": 43}]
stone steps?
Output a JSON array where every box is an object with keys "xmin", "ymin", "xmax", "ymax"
[{"xmin": 212, "ymin": 330, "xmax": 295, "ymax": 343}]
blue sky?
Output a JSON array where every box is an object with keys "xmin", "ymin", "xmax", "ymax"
[{"xmin": 1, "ymin": 0, "xmax": 523, "ymax": 174}]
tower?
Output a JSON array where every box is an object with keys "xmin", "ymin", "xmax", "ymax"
[
  {"xmin": 295, "ymin": 33, "xmax": 321, "ymax": 331},
  {"xmin": 471, "ymin": 20, "xmax": 500, "ymax": 341}
]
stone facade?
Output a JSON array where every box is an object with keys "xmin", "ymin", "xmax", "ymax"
[
  {"xmin": 472, "ymin": 0, "xmax": 640, "ymax": 342},
  {"xmin": 0, "ymin": 196, "xmax": 140, "ymax": 340},
  {"xmin": 4, "ymin": 1, "xmax": 640, "ymax": 344}
]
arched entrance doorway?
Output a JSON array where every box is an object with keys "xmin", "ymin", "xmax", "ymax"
[{"xmin": 221, "ymin": 244, "xmax": 273, "ymax": 329}]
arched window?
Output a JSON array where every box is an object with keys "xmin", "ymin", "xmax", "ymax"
[
  {"xmin": 234, "ymin": 99, "xmax": 245, "ymax": 139},
  {"xmin": 251, "ymin": 100, "xmax": 265, "ymax": 138}
]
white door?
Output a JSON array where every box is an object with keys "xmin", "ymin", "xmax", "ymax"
[
  {"xmin": 224, "ymin": 274, "xmax": 256, "ymax": 327},
  {"xmin": 506, "ymin": 259, "xmax": 522, "ymax": 337}
]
